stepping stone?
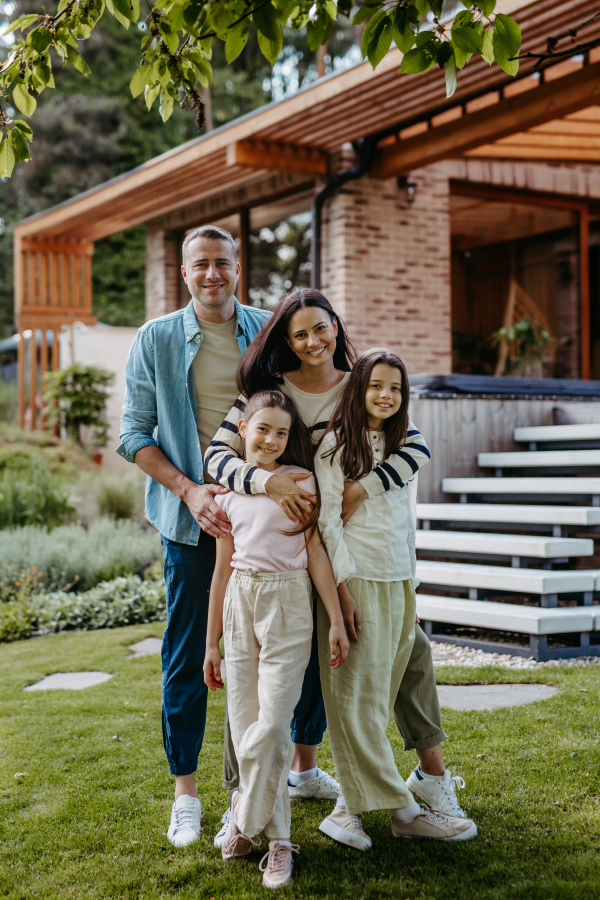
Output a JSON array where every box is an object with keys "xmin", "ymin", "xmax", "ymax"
[
  {"xmin": 129, "ymin": 637, "xmax": 163, "ymax": 657},
  {"xmin": 436, "ymin": 683, "xmax": 558, "ymax": 711},
  {"xmin": 25, "ymin": 672, "xmax": 112, "ymax": 691}
]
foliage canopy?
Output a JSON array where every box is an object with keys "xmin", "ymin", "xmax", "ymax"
[{"xmin": 0, "ymin": 0, "xmax": 521, "ymax": 177}]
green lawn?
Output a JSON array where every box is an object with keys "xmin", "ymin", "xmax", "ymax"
[{"xmin": 1, "ymin": 626, "xmax": 600, "ymax": 900}]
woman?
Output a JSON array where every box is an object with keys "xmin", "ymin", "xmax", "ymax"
[{"xmin": 206, "ymin": 288, "xmax": 474, "ymax": 846}]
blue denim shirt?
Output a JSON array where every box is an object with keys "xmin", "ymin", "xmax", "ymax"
[{"xmin": 116, "ymin": 298, "xmax": 270, "ymax": 544}]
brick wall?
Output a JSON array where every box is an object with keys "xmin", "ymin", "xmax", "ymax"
[
  {"xmin": 321, "ymin": 163, "xmax": 452, "ymax": 375},
  {"xmin": 145, "ymin": 227, "xmax": 182, "ymax": 321}
]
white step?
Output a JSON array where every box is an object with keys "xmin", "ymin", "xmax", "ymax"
[
  {"xmin": 416, "ymin": 560, "xmax": 595, "ymax": 594},
  {"xmin": 479, "ymin": 450, "xmax": 600, "ymax": 468},
  {"xmin": 416, "ymin": 594, "xmax": 594, "ymax": 635},
  {"xmin": 443, "ymin": 477, "xmax": 600, "ymax": 495},
  {"xmin": 515, "ymin": 424, "xmax": 600, "ymax": 443},
  {"xmin": 415, "ymin": 530, "xmax": 593, "ymax": 558},
  {"xmin": 417, "ymin": 503, "xmax": 600, "ymax": 526}
]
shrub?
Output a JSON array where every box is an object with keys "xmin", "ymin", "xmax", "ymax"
[
  {"xmin": 42, "ymin": 364, "xmax": 115, "ymax": 449},
  {"xmin": 0, "ymin": 518, "xmax": 161, "ymax": 598},
  {"xmin": 0, "ymin": 380, "xmax": 17, "ymax": 424},
  {"xmin": 0, "ymin": 574, "xmax": 166, "ymax": 642},
  {"xmin": 0, "ymin": 466, "xmax": 75, "ymax": 530},
  {"xmin": 0, "ymin": 422, "xmax": 95, "ymax": 480}
]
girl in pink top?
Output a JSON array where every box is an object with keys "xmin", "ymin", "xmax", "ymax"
[{"xmin": 203, "ymin": 390, "xmax": 348, "ymax": 890}]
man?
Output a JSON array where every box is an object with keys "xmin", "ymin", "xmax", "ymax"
[{"xmin": 117, "ymin": 225, "xmax": 320, "ymax": 847}]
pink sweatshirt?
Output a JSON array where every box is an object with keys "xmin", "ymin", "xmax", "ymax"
[{"xmin": 215, "ymin": 465, "xmax": 316, "ymax": 573}]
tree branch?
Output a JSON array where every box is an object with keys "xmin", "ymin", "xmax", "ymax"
[{"xmin": 511, "ymin": 11, "xmax": 600, "ymax": 66}]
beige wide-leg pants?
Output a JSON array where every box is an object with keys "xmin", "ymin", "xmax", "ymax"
[
  {"xmin": 224, "ymin": 568, "xmax": 313, "ymax": 839},
  {"xmin": 318, "ymin": 577, "xmax": 417, "ymax": 816}
]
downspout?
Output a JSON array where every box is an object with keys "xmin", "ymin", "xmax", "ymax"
[{"xmin": 310, "ymin": 136, "xmax": 378, "ymax": 290}]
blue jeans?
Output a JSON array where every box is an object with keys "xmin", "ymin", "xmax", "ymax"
[{"xmin": 161, "ymin": 532, "xmax": 215, "ymax": 776}]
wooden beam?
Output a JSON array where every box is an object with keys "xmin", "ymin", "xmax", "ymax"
[
  {"xmin": 580, "ymin": 204, "xmax": 591, "ymax": 380},
  {"xmin": 227, "ymin": 140, "xmax": 328, "ymax": 177},
  {"xmin": 29, "ymin": 330, "xmax": 37, "ymax": 431},
  {"xmin": 371, "ymin": 62, "xmax": 600, "ymax": 178},
  {"xmin": 40, "ymin": 329, "xmax": 48, "ymax": 432},
  {"xmin": 21, "ymin": 238, "xmax": 94, "ymax": 256},
  {"xmin": 17, "ymin": 331, "xmax": 25, "ymax": 430}
]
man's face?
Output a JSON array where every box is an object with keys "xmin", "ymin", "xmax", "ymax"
[{"xmin": 181, "ymin": 237, "xmax": 240, "ymax": 312}]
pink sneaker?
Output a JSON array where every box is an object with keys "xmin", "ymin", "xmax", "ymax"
[
  {"xmin": 259, "ymin": 841, "xmax": 300, "ymax": 888},
  {"xmin": 221, "ymin": 789, "xmax": 260, "ymax": 861}
]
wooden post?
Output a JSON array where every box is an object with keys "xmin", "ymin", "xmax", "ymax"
[
  {"xmin": 17, "ymin": 331, "xmax": 26, "ymax": 429},
  {"xmin": 580, "ymin": 205, "xmax": 591, "ymax": 380},
  {"xmin": 51, "ymin": 327, "xmax": 60, "ymax": 437},
  {"xmin": 40, "ymin": 329, "xmax": 48, "ymax": 431},
  {"xmin": 239, "ymin": 207, "xmax": 250, "ymax": 305},
  {"xmin": 29, "ymin": 329, "xmax": 37, "ymax": 431}
]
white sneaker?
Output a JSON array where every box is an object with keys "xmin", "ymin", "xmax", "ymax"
[
  {"xmin": 259, "ymin": 841, "xmax": 299, "ymax": 889},
  {"xmin": 319, "ymin": 804, "xmax": 372, "ymax": 851},
  {"xmin": 167, "ymin": 795, "xmax": 201, "ymax": 847},
  {"xmin": 288, "ymin": 768, "xmax": 339, "ymax": 800},
  {"xmin": 406, "ymin": 768, "xmax": 468, "ymax": 818},
  {"xmin": 213, "ymin": 804, "xmax": 230, "ymax": 849}
]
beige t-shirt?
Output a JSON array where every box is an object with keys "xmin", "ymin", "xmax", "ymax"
[
  {"xmin": 282, "ymin": 372, "xmax": 350, "ymax": 444},
  {"xmin": 193, "ymin": 315, "xmax": 241, "ymax": 482}
]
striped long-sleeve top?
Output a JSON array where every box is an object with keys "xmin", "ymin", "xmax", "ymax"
[{"xmin": 204, "ymin": 373, "xmax": 430, "ymax": 496}]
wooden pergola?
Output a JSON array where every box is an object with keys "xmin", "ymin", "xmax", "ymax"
[{"xmin": 13, "ymin": 0, "xmax": 600, "ymax": 428}]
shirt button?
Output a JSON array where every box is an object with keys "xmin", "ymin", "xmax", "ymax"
[{"xmin": 190, "ymin": 351, "xmax": 193, "ymax": 356}]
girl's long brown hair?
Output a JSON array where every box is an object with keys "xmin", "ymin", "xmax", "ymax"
[
  {"xmin": 237, "ymin": 288, "xmax": 356, "ymax": 398},
  {"xmin": 243, "ymin": 390, "xmax": 320, "ymax": 537},
  {"xmin": 322, "ymin": 348, "xmax": 410, "ymax": 481}
]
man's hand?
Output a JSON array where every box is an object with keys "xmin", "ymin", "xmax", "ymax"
[
  {"xmin": 329, "ymin": 622, "xmax": 350, "ymax": 668},
  {"xmin": 265, "ymin": 472, "xmax": 316, "ymax": 523},
  {"xmin": 338, "ymin": 581, "xmax": 361, "ymax": 642},
  {"xmin": 341, "ymin": 481, "xmax": 368, "ymax": 526},
  {"xmin": 182, "ymin": 483, "xmax": 231, "ymax": 538},
  {"xmin": 203, "ymin": 646, "xmax": 224, "ymax": 691}
]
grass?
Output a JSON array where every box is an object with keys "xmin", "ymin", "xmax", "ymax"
[{"xmin": 1, "ymin": 628, "xmax": 600, "ymax": 900}]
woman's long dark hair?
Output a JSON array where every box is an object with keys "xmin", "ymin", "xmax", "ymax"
[
  {"xmin": 237, "ymin": 288, "xmax": 356, "ymax": 398},
  {"xmin": 243, "ymin": 390, "xmax": 320, "ymax": 537},
  {"xmin": 322, "ymin": 348, "xmax": 410, "ymax": 481}
]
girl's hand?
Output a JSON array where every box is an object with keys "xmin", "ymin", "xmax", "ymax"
[
  {"xmin": 329, "ymin": 624, "xmax": 349, "ymax": 669},
  {"xmin": 203, "ymin": 647, "xmax": 224, "ymax": 691},
  {"xmin": 341, "ymin": 481, "xmax": 368, "ymax": 526},
  {"xmin": 338, "ymin": 583, "xmax": 361, "ymax": 642}
]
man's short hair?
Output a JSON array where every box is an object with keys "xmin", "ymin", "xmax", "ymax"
[{"xmin": 182, "ymin": 226, "xmax": 237, "ymax": 263}]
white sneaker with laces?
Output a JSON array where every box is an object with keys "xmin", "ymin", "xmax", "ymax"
[
  {"xmin": 260, "ymin": 841, "xmax": 300, "ymax": 889},
  {"xmin": 167, "ymin": 795, "xmax": 201, "ymax": 847},
  {"xmin": 213, "ymin": 805, "xmax": 230, "ymax": 849},
  {"xmin": 288, "ymin": 768, "xmax": 339, "ymax": 800},
  {"xmin": 319, "ymin": 804, "xmax": 372, "ymax": 851},
  {"xmin": 406, "ymin": 768, "xmax": 468, "ymax": 818}
]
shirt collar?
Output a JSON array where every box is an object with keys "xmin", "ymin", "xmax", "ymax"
[{"xmin": 183, "ymin": 297, "xmax": 245, "ymax": 343}]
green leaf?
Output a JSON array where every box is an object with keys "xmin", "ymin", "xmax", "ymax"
[
  {"xmin": 13, "ymin": 119, "xmax": 33, "ymax": 139},
  {"xmin": 415, "ymin": 30, "xmax": 435, "ymax": 47},
  {"xmin": 360, "ymin": 9, "xmax": 385, "ymax": 58},
  {"xmin": 130, "ymin": 64, "xmax": 153, "ymax": 98},
  {"xmin": 253, "ymin": 4, "xmax": 283, "ymax": 63},
  {"xmin": 353, "ymin": 3, "xmax": 380, "ymax": 26},
  {"xmin": 436, "ymin": 41, "xmax": 452, "ymax": 68},
  {"xmin": 325, "ymin": 0, "xmax": 337, "ymax": 20},
  {"xmin": 337, "ymin": 0, "xmax": 352, "ymax": 17},
  {"xmin": 415, "ymin": 0, "xmax": 429, "ymax": 17},
  {"xmin": 495, "ymin": 13, "xmax": 521, "ymax": 56},
  {"xmin": 29, "ymin": 27, "xmax": 52, "ymax": 52},
  {"xmin": 189, "ymin": 54, "xmax": 212, "ymax": 86},
  {"xmin": 0, "ymin": 136, "xmax": 16, "ymax": 179},
  {"xmin": 391, "ymin": 19, "xmax": 415, "ymax": 54},
  {"xmin": 400, "ymin": 44, "xmax": 435, "ymax": 74},
  {"xmin": 444, "ymin": 51, "xmax": 457, "ymax": 97},
  {"xmin": 145, "ymin": 82, "xmax": 160, "ymax": 109},
  {"xmin": 12, "ymin": 82, "xmax": 36, "ymax": 117},
  {"xmin": 66, "ymin": 45, "xmax": 92, "ymax": 76},
  {"xmin": 159, "ymin": 88, "xmax": 174, "ymax": 122},
  {"xmin": 34, "ymin": 60, "xmax": 53, "ymax": 86},
  {"xmin": 453, "ymin": 43, "xmax": 471, "ymax": 69},
  {"xmin": 473, "ymin": 0, "xmax": 495, "ymax": 15},
  {"xmin": 452, "ymin": 25, "xmax": 482, "ymax": 54},
  {"xmin": 492, "ymin": 27, "xmax": 518, "ymax": 76},
  {"xmin": 105, "ymin": 0, "xmax": 131, "ymax": 29},
  {"xmin": 225, "ymin": 21, "xmax": 249, "ymax": 62},
  {"xmin": 366, "ymin": 14, "xmax": 393, "ymax": 69},
  {"xmin": 481, "ymin": 26, "xmax": 493, "ymax": 64},
  {"xmin": 2, "ymin": 14, "xmax": 40, "ymax": 36},
  {"xmin": 274, "ymin": 0, "xmax": 298, "ymax": 25},
  {"xmin": 9, "ymin": 126, "xmax": 30, "ymax": 163},
  {"xmin": 160, "ymin": 28, "xmax": 179, "ymax": 54}
]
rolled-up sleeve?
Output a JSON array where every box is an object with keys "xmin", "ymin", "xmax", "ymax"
[
  {"xmin": 116, "ymin": 327, "xmax": 158, "ymax": 463},
  {"xmin": 314, "ymin": 436, "xmax": 356, "ymax": 586},
  {"xmin": 360, "ymin": 419, "xmax": 430, "ymax": 497}
]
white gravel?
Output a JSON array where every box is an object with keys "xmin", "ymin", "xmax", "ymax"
[{"xmin": 430, "ymin": 640, "xmax": 600, "ymax": 670}]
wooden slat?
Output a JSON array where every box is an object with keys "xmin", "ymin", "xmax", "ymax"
[
  {"xmin": 21, "ymin": 239, "xmax": 94, "ymax": 256},
  {"xmin": 29, "ymin": 330, "xmax": 37, "ymax": 431},
  {"xmin": 371, "ymin": 62, "xmax": 600, "ymax": 178},
  {"xmin": 227, "ymin": 139, "xmax": 328, "ymax": 176},
  {"xmin": 40, "ymin": 329, "xmax": 48, "ymax": 432},
  {"xmin": 464, "ymin": 144, "xmax": 600, "ymax": 160},
  {"xmin": 17, "ymin": 331, "xmax": 26, "ymax": 429}
]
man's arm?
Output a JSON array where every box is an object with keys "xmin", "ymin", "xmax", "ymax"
[
  {"xmin": 205, "ymin": 395, "xmax": 316, "ymax": 523},
  {"xmin": 134, "ymin": 445, "xmax": 230, "ymax": 538}
]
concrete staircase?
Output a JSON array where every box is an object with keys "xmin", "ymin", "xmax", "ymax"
[{"xmin": 415, "ymin": 423, "xmax": 600, "ymax": 661}]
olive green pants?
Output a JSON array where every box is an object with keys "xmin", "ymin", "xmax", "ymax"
[{"xmin": 222, "ymin": 614, "xmax": 445, "ymax": 791}]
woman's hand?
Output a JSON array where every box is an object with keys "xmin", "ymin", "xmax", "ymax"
[
  {"xmin": 265, "ymin": 472, "xmax": 317, "ymax": 523},
  {"xmin": 329, "ymin": 622, "xmax": 350, "ymax": 669},
  {"xmin": 341, "ymin": 481, "xmax": 368, "ymax": 526},
  {"xmin": 203, "ymin": 647, "xmax": 224, "ymax": 691},
  {"xmin": 338, "ymin": 582, "xmax": 361, "ymax": 642}
]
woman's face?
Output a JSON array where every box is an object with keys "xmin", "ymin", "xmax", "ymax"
[{"xmin": 286, "ymin": 306, "xmax": 338, "ymax": 369}]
